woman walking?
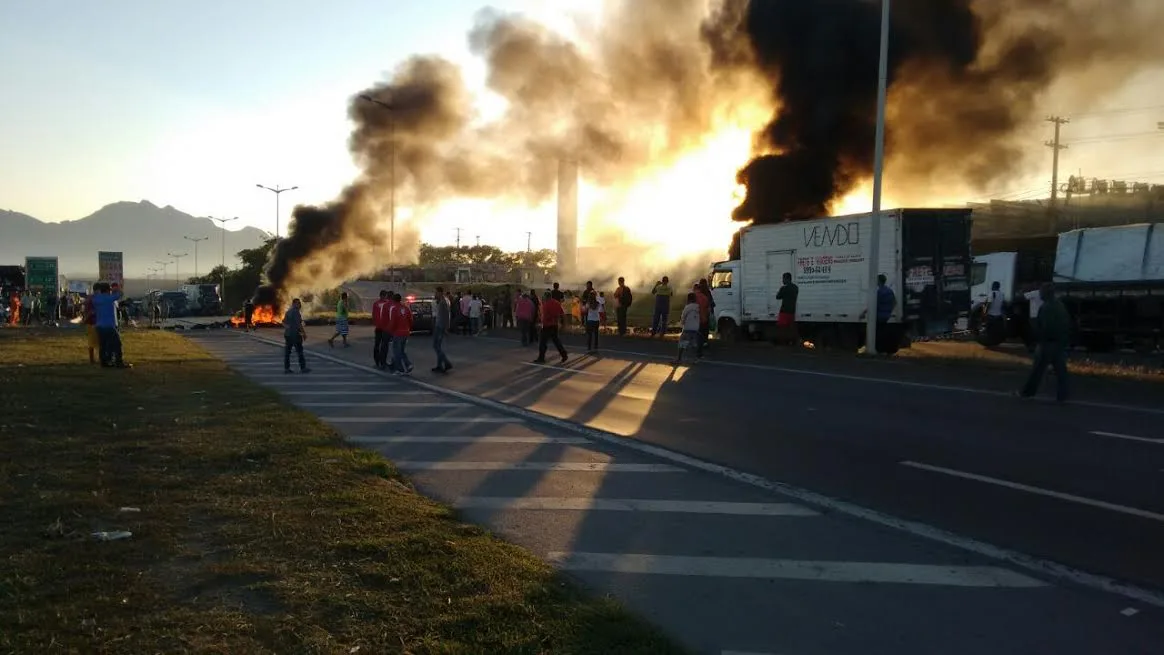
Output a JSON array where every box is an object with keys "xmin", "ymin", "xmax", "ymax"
[{"xmin": 328, "ymin": 292, "xmax": 351, "ymax": 348}]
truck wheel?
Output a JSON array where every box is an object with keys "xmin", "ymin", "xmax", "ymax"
[{"xmin": 716, "ymin": 318, "xmax": 740, "ymax": 344}]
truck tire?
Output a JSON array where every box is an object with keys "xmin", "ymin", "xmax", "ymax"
[{"xmin": 716, "ymin": 318, "xmax": 740, "ymax": 344}]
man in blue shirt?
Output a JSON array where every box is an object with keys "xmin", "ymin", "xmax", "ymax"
[
  {"xmin": 875, "ymin": 274, "xmax": 898, "ymax": 354},
  {"xmin": 91, "ymin": 282, "xmax": 130, "ymax": 368}
]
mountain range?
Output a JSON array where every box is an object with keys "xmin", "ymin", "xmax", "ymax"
[{"xmin": 0, "ymin": 201, "xmax": 268, "ymax": 278}]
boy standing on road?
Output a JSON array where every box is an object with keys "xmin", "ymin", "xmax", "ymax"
[
  {"xmin": 675, "ymin": 293, "xmax": 701, "ymax": 365},
  {"xmin": 282, "ymin": 298, "xmax": 310, "ymax": 374},
  {"xmin": 614, "ymin": 277, "xmax": 632, "ymax": 336},
  {"xmin": 515, "ymin": 291, "xmax": 535, "ymax": 347}
]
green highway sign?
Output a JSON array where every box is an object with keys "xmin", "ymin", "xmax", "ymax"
[{"xmin": 24, "ymin": 256, "xmax": 59, "ymax": 296}]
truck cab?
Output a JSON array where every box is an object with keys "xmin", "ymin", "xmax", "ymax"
[{"xmin": 709, "ymin": 261, "xmax": 742, "ymax": 340}]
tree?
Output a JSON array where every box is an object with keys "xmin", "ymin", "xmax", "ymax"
[{"xmin": 185, "ymin": 239, "xmax": 277, "ymax": 311}]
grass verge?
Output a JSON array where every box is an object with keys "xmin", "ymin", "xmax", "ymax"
[{"xmin": 0, "ymin": 328, "xmax": 685, "ymax": 654}]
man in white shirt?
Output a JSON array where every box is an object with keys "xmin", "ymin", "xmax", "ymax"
[{"xmin": 468, "ymin": 294, "xmax": 483, "ymax": 335}]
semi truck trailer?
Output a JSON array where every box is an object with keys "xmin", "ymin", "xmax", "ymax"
[{"xmin": 710, "ymin": 208, "xmax": 972, "ymax": 352}]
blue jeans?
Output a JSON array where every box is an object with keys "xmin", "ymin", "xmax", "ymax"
[
  {"xmin": 97, "ymin": 326, "xmax": 122, "ymax": 365},
  {"xmin": 470, "ymin": 317, "xmax": 481, "ymax": 334},
  {"xmin": 432, "ymin": 331, "xmax": 451, "ymax": 369},
  {"xmin": 284, "ymin": 335, "xmax": 306, "ymax": 371},
  {"xmin": 392, "ymin": 336, "xmax": 412, "ymax": 372}
]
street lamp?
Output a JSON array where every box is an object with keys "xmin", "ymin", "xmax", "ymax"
[
  {"xmin": 184, "ymin": 235, "xmax": 208, "ymax": 277},
  {"xmin": 358, "ymin": 94, "xmax": 397, "ymax": 261},
  {"xmin": 168, "ymin": 251, "xmax": 188, "ymax": 286},
  {"xmin": 864, "ymin": 0, "xmax": 891, "ymax": 355},
  {"xmin": 211, "ymin": 216, "xmax": 238, "ymax": 308},
  {"xmin": 255, "ymin": 184, "xmax": 298, "ymax": 239},
  {"xmin": 155, "ymin": 260, "xmax": 170, "ymax": 284}
]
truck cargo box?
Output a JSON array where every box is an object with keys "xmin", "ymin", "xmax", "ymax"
[{"xmin": 1054, "ymin": 223, "xmax": 1164, "ymax": 283}]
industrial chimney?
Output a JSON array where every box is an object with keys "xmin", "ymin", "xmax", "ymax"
[{"xmin": 556, "ymin": 159, "xmax": 579, "ymax": 281}]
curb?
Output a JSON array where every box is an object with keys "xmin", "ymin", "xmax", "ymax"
[{"xmin": 232, "ymin": 329, "xmax": 1164, "ymax": 610}]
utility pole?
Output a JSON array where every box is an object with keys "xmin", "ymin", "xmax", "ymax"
[
  {"xmin": 168, "ymin": 252, "xmax": 188, "ymax": 285},
  {"xmin": 525, "ymin": 231, "xmax": 532, "ymax": 252},
  {"xmin": 864, "ymin": 0, "xmax": 891, "ymax": 355},
  {"xmin": 475, "ymin": 235, "xmax": 481, "ymax": 247},
  {"xmin": 1045, "ymin": 117, "xmax": 1070, "ymax": 207},
  {"xmin": 184, "ymin": 236, "xmax": 208, "ymax": 277},
  {"xmin": 211, "ymin": 217, "xmax": 238, "ymax": 308},
  {"xmin": 455, "ymin": 227, "xmax": 463, "ymax": 249}
]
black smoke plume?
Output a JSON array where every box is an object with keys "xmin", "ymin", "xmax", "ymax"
[
  {"xmin": 713, "ymin": 0, "xmax": 1164, "ymax": 258},
  {"xmin": 257, "ymin": 0, "xmax": 1164, "ymax": 300}
]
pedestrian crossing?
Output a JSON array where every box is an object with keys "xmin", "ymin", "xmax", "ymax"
[{"xmin": 188, "ymin": 332, "xmax": 1160, "ymax": 655}]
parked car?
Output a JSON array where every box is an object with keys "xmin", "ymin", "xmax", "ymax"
[{"xmin": 408, "ymin": 297, "xmax": 435, "ymax": 334}]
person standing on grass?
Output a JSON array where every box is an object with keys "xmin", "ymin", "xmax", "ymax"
[
  {"xmin": 1018, "ymin": 283, "xmax": 1070, "ymax": 403},
  {"xmin": 675, "ymin": 292, "xmax": 701, "ymax": 365},
  {"xmin": 534, "ymin": 291, "xmax": 568, "ymax": 364},
  {"xmin": 585, "ymin": 296, "xmax": 601, "ymax": 352},
  {"xmin": 432, "ymin": 286, "xmax": 454, "ymax": 374},
  {"xmin": 515, "ymin": 291, "xmax": 534, "ymax": 347},
  {"xmin": 328, "ymin": 292, "xmax": 351, "ymax": 348},
  {"xmin": 650, "ymin": 276, "xmax": 673, "ymax": 337},
  {"xmin": 372, "ymin": 290, "xmax": 390, "ymax": 368},
  {"xmin": 614, "ymin": 277, "xmax": 632, "ymax": 336},
  {"xmin": 83, "ymin": 290, "xmax": 98, "ymax": 364},
  {"xmin": 92, "ymin": 283, "xmax": 130, "ymax": 368},
  {"xmin": 388, "ymin": 292, "xmax": 414, "ymax": 375},
  {"xmin": 282, "ymin": 298, "xmax": 310, "ymax": 374}
]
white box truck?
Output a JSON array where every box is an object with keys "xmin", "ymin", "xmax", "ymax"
[{"xmin": 710, "ymin": 208, "xmax": 973, "ymax": 352}]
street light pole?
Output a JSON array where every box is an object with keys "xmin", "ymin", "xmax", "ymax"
[
  {"xmin": 184, "ymin": 236, "xmax": 208, "ymax": 277},
  {"xmin": 155, "ymin": 260, "xmax": 170, "ymax": 284},
  {"xmin": 864, "ymin": 0, "xmax": 891, "ymax": 355},
  {"xmin": 358, "ymin": 94, "xmax": 397, "ymax": 261},
  {"xmin": 255, "ymin": 184, "xmax": 298, "ymax": 239},
  {"xmin": 168, "ymin": 252, "xmax": 188, "ymax": 286},
  {"xmin": 211, "ymin": 217, "xmax": 238, "ymax": 306}
]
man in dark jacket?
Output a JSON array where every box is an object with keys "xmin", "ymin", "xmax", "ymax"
[{"xmin": 1019, "ymin": 283, "xmax": 1070, "ymax": 403}]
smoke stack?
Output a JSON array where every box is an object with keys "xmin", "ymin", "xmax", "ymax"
[{"xmin": 557, "ymin": 159, "xmax": 579, "ymax": 280}]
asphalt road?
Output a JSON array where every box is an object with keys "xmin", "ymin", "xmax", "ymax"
[
  {"xmin": 295, "ymin": 325, "xmax": 1164, "ymax": 590},
  {"xmin": 190, "ymin": 330, "xmax": 1164, "ymax": 655}
]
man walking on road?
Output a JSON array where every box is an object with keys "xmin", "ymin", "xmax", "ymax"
[
  {"xmin": 432, "ymin": 286, "xmax": 454, "ymax": 374},
  {"xmin": 534, "ymin": 291, "xmax": 568, "ymax": 364},
  {"xmin": 614, "ymin": 277, "xmax": 632, "ymax": 336},
  {"xmin": 372, "ymin": 290, "xmax": 391, "ymax": 369},
  {"xmin": 282, "ymin": 298, "xmax": 310, "ymax": 374},
  {"xmin": 389, "ymin": 293, "xmax": 414, "ymax": 375},
  {"xmin": 515, "ymin": 290, "xmax": 534, "ymax": 347},
  {"xmin": 1018, "ymin": 283, "xmax": 1070, "ymax": 403}
]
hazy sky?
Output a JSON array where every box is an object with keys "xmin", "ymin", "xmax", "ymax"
[
  {"xmin": 0, "ymin": 0, "xmax": 589, "ymax": 252},
  {"xmin": 2, "ymin": 0, "xmax": 1163, "ymax": 254}
]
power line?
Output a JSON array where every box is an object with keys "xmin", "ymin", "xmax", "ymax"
[
  {"xmin": 1065, "ymin": 130, "xmax": 1164, "ymax": 146},
  {"xmin": 1067, "ymin": 103, "xmax": 1164, "ymax": 120}
]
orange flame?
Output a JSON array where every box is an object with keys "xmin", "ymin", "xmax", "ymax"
[{"xmin": 230, "ymin": 304, "xmax": 281, "ymax": 327}]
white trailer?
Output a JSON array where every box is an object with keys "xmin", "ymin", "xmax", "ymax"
[{"xmin": 711, "ymin": 208, "xmax": 973, "ymax": 351}]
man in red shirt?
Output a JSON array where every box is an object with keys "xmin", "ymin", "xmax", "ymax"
[
  {"xmin": 534, "ymin": 291, "xmax": 568, "ymax": 364},
  {"xmin": 388, "ymin": 293, "xmax": 414, "ymax": 374},
  {"xmin": 371, "ymin": 290, "xmax": 390, "ymax": 369}
]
